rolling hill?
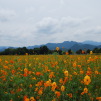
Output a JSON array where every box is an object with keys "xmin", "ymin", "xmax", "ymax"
[{"xmin": 0, "ymin": 40, "xmax": 101, "ymax": 52}]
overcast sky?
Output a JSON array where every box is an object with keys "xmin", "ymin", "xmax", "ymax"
[{"xmin": 0, "ymin": 0, "xmax": 101, "ymax": 46}]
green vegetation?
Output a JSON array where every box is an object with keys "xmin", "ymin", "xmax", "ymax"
[
  {"xmin": 0, "ymin": 55, "xmax": 101, "ymax": 101},
  {"xmin": 0, "ymin": 45, "xmax": 101, "ymax": 55}
]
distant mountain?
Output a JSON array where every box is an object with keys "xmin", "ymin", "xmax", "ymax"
[
  {"xmin": 0, "ymin": 40, "xmax": 101, "ymax": 52},
  {"xmin": 45, "ymin": 41, "xmax": 101, "ymax": 51},
  {"xmin": 0, "ymin": 46, "xmax": 9, "ymax": 52},
  {"xmin": 70, "ymin": 43, "xmax": 97, "ymax": 52},
  {"xmin": 82, "ymin": 40, "xmax": 101, "ymax": 46},
  {"xmin": 0, "ymin": 46, "xmax": 18, "ymax": 52},
  {"xmin": 45, "ymin": 41, "xmax": 78, "ymax": 50},
  {"xmin": 27, "ymin": 45, "xmax": 41, "ymax": 49},
  {"xmin": 98, "ymin": 45, "xmax": 101, "ymax": 48}
]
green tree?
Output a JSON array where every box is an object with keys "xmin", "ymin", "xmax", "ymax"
[{"xmin": 40, "ymin": 46, "xmax": 49, "ymax": 54}]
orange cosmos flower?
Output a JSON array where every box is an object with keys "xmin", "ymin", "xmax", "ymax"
[
  {"xmin": 23, "ymin": 68, "xmax": 29, "ymax": 77},
  {"xmin": 0, "ymin": 58, "xmax": 2, "ymax": 62},
  {"xmin": 23, "ymin": 95, "xmax": 28, "ymax": 101},
  {"xmin": 11, "ymin": 70, "xmax": 16, "ymax": 74},
  {"xmin": 59, "ymin": 78, "xmax": 64, "ymax": 84},
  {"xmin": 24, "ymin": 68, "xmax": 28, "ymax": 74},
  {"xmin": 34, "ymin": 87, "xmax": 38, "ymax": 92},
  {"xmin": 65, "ymin": 52, "xmax": 69, "ymax": 55},
  {"xmin": 10, "ymin": 90, "xmax": 15, "ymax": 94},
  {"xmin": 51, "ymin": 82, "xmax": 57, "ymax": 91},
  {"xmin": 52, "ymin": 98, "xmax": 56, "ymax": 101},
  {"xmin": 35, "ymin": 72, "xmax": 43, "ymax": 76},
  {"xmin": 25, "ymin": 53, "xmax": 28, "ymax": 55},
  {"xmin": 24, "ymin": 98, "xmax": 30, "ymax": 101},
  {"xmin": 84, "ymin": 75, "xmax": 91, "ymax": 85},
  {"xmin": 67, "ymin": 93, "xmax": 73, "ymax": 98},
  {"xmin": 10, "ymin": 60, "xmax": 14, "ymax": 63},
  {"xmin": 96, "ymin": 97, "xmax": 101, "ymax": 101},
  {"xmin": 69, "ymin": 75, "xmax": 72, "ymax": 81},
  {"xmin": 73, "ymin": 72, "xmax": 78, "ymax": 75},
  {"xmin": 73, "ymin": 62, "xmax": 77, "ymax": 67},
  {"xmin": 44, "ymin": 80, "xmax": 51, "ymax": 88},
  {"xmin": 81, "ymin": 92, "xmax": 85, "ymax": 95},
  {"xmin": 82, "ymin": 50, "xmax": 85, "ymax": 54},
  {"xmin": 80, "ymin": 70, "xmax": 84, "ymax": 74},
  {"xmin": 5, "ymin": 60, "xmax": 9, "ymax": 64},
  {"xmin": 38, "ymin": 87, "xmax": 43, "ymax": 95},
  {"xmin": 63, "ymin": 77, "xmax": 68, "ymax": 84},
  {"xmin": 95, "ymin": 71, "xmax": 99, "ymax": 74},
  {"xmin": 55, "ymin": 91, "xmax": 61, "ymax": 98},
  {"xmin": 78, "ymin": 65, "xmax": 81, "ymax": 68},
  {"xmin": 49, "ymin": 72, "xmax": 55, "ymax": 78},
  {"xmin": 29, "ymin": 84, "xmax": 33, "ymax": 88},
  {"xmin": 36, "ymin": 80, "xmax": 43, "ymax": 86}
]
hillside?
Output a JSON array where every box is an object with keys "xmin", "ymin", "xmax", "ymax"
[{"xmin": 0, "ymin": 40, "xmax": 101, "ymax": 52}]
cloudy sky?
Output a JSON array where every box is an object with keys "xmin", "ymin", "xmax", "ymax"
[{"xmin": 0, "ymin": 0, "xmax": 101, "ymax": 46}]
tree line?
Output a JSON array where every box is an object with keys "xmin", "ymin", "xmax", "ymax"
[{"xmin": 0, "ymin": 45, "xmax": 101, "ymax": 55}]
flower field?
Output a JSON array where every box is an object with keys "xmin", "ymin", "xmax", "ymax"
[{"xmin": 0, "ymin": 55, "xmax": 101, "ymax": 101}]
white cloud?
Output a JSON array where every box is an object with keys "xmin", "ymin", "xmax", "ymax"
[
  {"xmin": 25, "ymin": 7, "xmax": 35, "ymax": 13},
  {"xmin": 0, "ymin": 9, "xmax": 16, "ymax": 22},
  {"xmin": 60, "ymin": 0, "xmax": 65, "ymax": 5}
]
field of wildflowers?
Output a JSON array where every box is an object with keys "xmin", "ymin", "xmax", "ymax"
[{"xmin": 0, "ymin": 55, "xmax": 101, "ymax": 101}]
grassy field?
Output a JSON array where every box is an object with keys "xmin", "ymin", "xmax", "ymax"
[{"xmin": 0, "ymin": 55, "xmax": 101, "ymax": 101}]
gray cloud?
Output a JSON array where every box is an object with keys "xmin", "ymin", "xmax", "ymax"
[
  {"xmin": 0, "ymin": 16, "xmax": 97, "ymax": 46},
  {"xmin": 84, "ymin": 27, "xmax": 101, "ymax": 35},
  {"xmin": 0, "ymin": 0, "xmax": 101, "ymax": 46},
  {"xmin": 35, "ymin": 17, "xmax": 89, "ymax": 35}
]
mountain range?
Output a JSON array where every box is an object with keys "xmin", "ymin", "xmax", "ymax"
[{"xmin": 0, "ymin": 40, "xmax": 101, "ymax": 52}]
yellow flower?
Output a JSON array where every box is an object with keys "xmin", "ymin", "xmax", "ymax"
[
  {"xmin": 30, "ymin": 97, "xmax": 36, "ymax": 101},
  {"xmin": 95, "ymin": 71, "xmax": 99, "ymax": 74},
  {"xmin": 61, "ymin": 85, "xmax": 65, "ymax": 92},
  {"xmin": 56, "ymin": 47, "xmax": 60, "ymax": 51},
  {"xmin": 90, "ymin": 51, "xmax": 93, "ymax": 54},
  {"xmin": 83, "ymin": 87, "xmax": 88, "ymax": 93},
  {"xmin": 64, "ymin": 70, "xmax": 68, "ymax": 76},
  {"xmin": 84, "ymin": 75, "xmax": 91, "ymax": 85},
  {"xmin": 52, "ymin": 82, "xmax": 57, "ymax": 87}
]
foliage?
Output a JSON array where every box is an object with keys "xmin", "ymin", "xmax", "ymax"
[
  {"xmin": 0, "ymin": 46, "xmax": 101, "ymax": 55},
  {"xmin": 0, "ymin": 55, "xmax": 101, "ymax": 101}
]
